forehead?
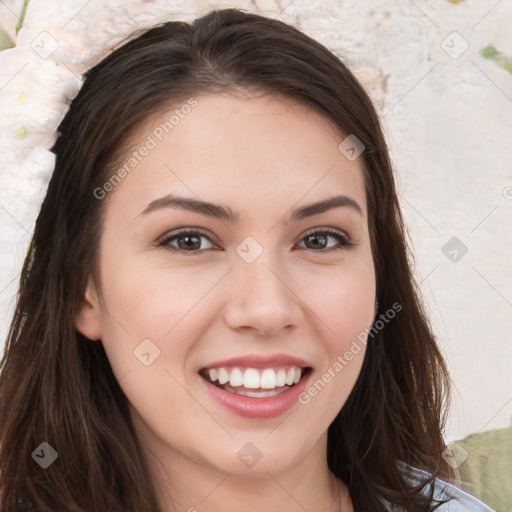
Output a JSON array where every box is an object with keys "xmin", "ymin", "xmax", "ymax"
[{"xmin": 104, "ymin": 92, "xmax": 367, "ymax": 219}]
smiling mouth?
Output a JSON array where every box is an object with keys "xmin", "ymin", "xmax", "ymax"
[{"xmin": 199, "ymin": 366, "xmax": 313, "ymax": 398}]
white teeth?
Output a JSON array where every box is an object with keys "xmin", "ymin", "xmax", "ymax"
[
  {"xmin": 243, "ymin": 368, "xmax": 260, "ymax": 389},
  {"xmin": 276, "ymin": 369, "xmax": 287, "ymax": 387},
  {"xmin": 229, "ymin": 367, "xmax": 244, "ymax": 387},
  {"xmin": 260, "ymin": 368, "xmax": 276, "ymax": 389},
  {"xmin": 218, "ymin": 368, "xmax": 229, "ymax": 385},
  {"xmin": 204, "ymin": 365, "xmax": 306, "ymax": 390},
  {"xmin": 224, "ymin": 384, "xmax": 291, "ymax": 398}
]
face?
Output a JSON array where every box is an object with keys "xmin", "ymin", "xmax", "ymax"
[{"xmin": 77, "ymin": 91, "xmax": 376, "ymax": 479}]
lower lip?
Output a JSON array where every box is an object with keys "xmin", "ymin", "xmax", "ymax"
[{"xmin": 199, "ymin": 370, "xmax": 312, "ymax": 419}]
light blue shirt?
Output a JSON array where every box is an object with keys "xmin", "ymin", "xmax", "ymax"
[
  {"xmin": 430, "ymin": 478, "xmax": 495, "ymax": 511},
  {"xmin": 382, "ymin": 465, "xmax": 496, "ymax": 511}
]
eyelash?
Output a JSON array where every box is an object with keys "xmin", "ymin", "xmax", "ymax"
[{"xmin": 156, "ymin": 227, "xmax": 355, "ymax": 256}]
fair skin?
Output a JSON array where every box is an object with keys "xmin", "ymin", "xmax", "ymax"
[{"xmin": 77, "ymin": 91, "xmax": 376, "ymax": 512}]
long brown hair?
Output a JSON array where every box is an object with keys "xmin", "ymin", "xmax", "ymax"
[{"xmin": 0, "ymin": 8, "xmax": 452, "ymax": 511}]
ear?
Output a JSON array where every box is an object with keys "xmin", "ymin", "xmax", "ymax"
[{"xmin": 75, "ymin": 278, "xmax": 102, "ymax": 341}]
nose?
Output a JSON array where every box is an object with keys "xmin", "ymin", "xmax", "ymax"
[{"xmin": 223, "ymin": 253, "xmax": 304, "ymax": 336}]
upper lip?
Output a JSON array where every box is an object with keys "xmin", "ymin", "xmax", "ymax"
[{"xmin": 200, "ymin": 353, "xmax": 313, "ymax": 371}]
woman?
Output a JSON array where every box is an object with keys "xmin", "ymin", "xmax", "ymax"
[{"xmin": 0, "ymin": 8, "xmax": 494, "ymax": 512}]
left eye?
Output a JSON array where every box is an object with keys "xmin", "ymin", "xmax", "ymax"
[
  {"xmin": 297, "ymin": 229, "xmax": 353, "ymax": 251},
  {"xmin": 158, "ymin": 230, "xmax": 215, "ymax": 254},
  {"xmin": 157, "ymin": 228, "xmax": 353, "ymax": 255}
]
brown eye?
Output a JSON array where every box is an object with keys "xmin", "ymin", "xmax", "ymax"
[
  {"xmin": 297, "ymin": 229, "xmax": 353, "ymax": 252},
  {"xmin": 158, "ymin": 230, "xmax": 216, "ymax": 255},
  {"xmin": 157, "ymin": 227, "xmax": 354, "ymax": 256}
]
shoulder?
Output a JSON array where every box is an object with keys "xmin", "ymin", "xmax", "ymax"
[{"xmin": 400, "ymin": 464, "xmax": 496, "ymax": 512}]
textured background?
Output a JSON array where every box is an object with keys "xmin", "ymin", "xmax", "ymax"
[{"xmin": 1, "ymin": 0, "xmax": 511, "ymax": 447}]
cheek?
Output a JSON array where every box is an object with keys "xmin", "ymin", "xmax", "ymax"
[
  {"xmin": 294, "ymin": 256, "xmax": 375, "ymax": 420},
  {"xmin": 301, "ymin": 254, "xmax": 376, "ymax": 349},
  {"xmin": 96, "ymin": 250, "xmax": 230, "ymax": 376},
  {"xmin": 95, "ymin": 260, "xmax": 212, "ymax": 437}
]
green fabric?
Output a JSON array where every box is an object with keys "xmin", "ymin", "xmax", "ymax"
[
  {"xmin": 0, "ymin": 0, "xmax": 30, "ymax": 51},
  {"xmin": 455, "ymin": 427, "xmax": 512, "ymax": 512},
  {"xmin": 0, "ymin": 26, "xmax": 14, "ymax": 51}
]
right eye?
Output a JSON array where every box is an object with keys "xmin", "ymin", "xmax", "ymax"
[
  {"xmin": 157, "ymin": 229, "xmax": 217, "ymax": 256},
  {"xmin": 295, "ymin": 228, "xmax": 354, "ymax": 252}
]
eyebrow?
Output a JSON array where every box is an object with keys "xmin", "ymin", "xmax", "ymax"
[{"xmin": 137, "ymin": 193, "xmax": 363, "ymax": 222}]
